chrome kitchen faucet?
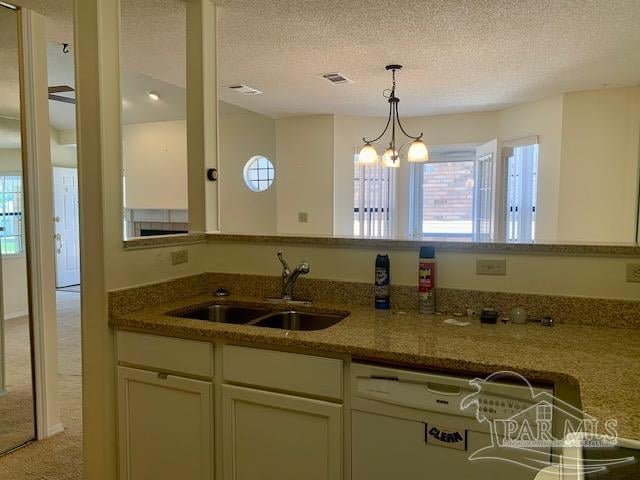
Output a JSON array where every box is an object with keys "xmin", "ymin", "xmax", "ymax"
[{"xmin": 277, "ymin": 250, "xmax": 310, "ymax": 301}]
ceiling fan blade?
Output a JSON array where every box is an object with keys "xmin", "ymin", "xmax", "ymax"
[
  {"xmin": 48, "ymin": 94, "xmax": 76, "ymax": 105},
  {"xmin": 48, "ymin": 85, "xmax": 75, "ymax": 94}
]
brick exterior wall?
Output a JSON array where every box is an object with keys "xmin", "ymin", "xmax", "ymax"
[{"xmin": 423, "ymin": 161, "xmax": 474, "ymax": 228}]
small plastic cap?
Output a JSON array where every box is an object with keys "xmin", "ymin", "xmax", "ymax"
[{"xmin": 420, "ymin": 246, "xmax": 435, "ymax": 258}]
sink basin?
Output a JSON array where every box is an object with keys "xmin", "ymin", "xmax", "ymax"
[
  {"xmin": 173, "ymin": 304, "xmax": 273, "ymax": 324},
  {"xmin": 250, "ymin": 310, "xmax": 346, "ymax": 331}
]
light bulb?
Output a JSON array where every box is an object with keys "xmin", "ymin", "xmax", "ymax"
[
  {"xmin": 408, "ymin": 139, "xmax": 429, "ymax": 163},
  {"xmin": 358, "ymin": 143, "xmax": 379, "ymax": 165},
  {"xmin": 148, "ymin": 91, "xmax": 160, "ymax": 101},
  {"xmin": 382, "ymin": 146, "xmax": 400, "ymax": 168}
]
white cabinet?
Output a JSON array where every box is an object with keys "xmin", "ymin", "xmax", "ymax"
[
  {"xmin": 222, "ymin": 384, "xmax": 342, "ymax": 480},
  {"xmin": 117, "ymin": 366, "xmax": 214, "ymax": 480}
]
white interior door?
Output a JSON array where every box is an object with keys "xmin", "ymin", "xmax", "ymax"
[
  {"xmin": 53, "ymin": 167, "xmax": 80, "ymax": 287},
  {"xmin": 473, "ymin": 139, "xmax": 498, "ymax": 241}
]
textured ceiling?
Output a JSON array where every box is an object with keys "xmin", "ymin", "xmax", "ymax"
[
  {"xmin": 6, "ymin": 0, "xmax": 640, "ymax": 120},
  {"xmin": 216, "ymin": 0, "xmax": 640, "ymax": 117}
]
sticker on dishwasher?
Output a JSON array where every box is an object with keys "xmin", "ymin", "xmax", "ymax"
[{"xmin": 425, "ymin": 424, "xmax": 467, "ymax": 451}]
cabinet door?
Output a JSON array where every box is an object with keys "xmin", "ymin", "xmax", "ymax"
[
  {"xmin": 222, "ymin": 384, "xmax": 342, "ymax": 480},
  {"xmin": 117, "ymin": 366, "xmax": 213, "ymax": 480}
]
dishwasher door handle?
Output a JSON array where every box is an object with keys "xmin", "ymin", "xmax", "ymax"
[{"xmin": 426, "ymin": 382, "xmax": 463, "ymax": 396}]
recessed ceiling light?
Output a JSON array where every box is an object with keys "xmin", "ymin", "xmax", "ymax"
[{"xmin": 148, "ymin": 91, "xmax": 160, "ymax": 101}]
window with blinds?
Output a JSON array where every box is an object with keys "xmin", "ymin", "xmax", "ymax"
[
  {"xmin": 504, "ymin": 142, "xmax": 539, "ymax": 243},
  {"xmin": 0, "ymin": 174, "xmax": 24, "ymax": 255},
  {"xmin": 353, "ymin": 155, "xmax": 397, "ymax": 237}
]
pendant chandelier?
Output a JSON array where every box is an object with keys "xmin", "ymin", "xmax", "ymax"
[{"xmin": 359, "ymin": 65, "xmax": 429, "ymax": 168}]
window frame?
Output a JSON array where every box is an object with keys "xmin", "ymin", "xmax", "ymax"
[
  {"xmin": 0, "ymin": 172, "xmax": 25, "ymax": 257},
  {"xmin": 409, "ymin": 145, "xmax": 478, "ymax": 238},
  {"xmin": 243, "ymin": 155, "xmax": 275, "ymax": 193}
]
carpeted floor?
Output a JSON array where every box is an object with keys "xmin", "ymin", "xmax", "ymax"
[
  {"xmin": 0, "ymin": 291, "xmax": 82, "ymax": 479},
  {"xmin": 0, "ymin": 313, "xmax": 35, "ymax": 454}
]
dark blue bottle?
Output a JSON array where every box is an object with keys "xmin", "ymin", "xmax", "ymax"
[{"xmin": 375, "ymin": 254, "xmax": 390, "ymax": 309}]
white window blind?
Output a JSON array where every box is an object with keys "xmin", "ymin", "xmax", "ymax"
[
  {"xmin": 0, "ymin": 174, "xmax": 24, "ymax": 255},
  {"xmin": 353, "ymin": 155, "xmax": 397, "ymax": 237},
  {"xmin": 503, "ymin": 138, "xmax": 539, "ymax": 243}
]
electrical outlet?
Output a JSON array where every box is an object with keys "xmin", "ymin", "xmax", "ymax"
[
  {"xmin": 476, "ymin": 259, "xmax": 507, "ymax": 276},
  {"xmin": 171, "ymin": 249, "xmax": 188, "ymax": 266},
  {"xmin": 626, "ymin": 263, "xmax": 640, "ymax": 283},
  {"xmin": 298, "ymin": 212, "xmax": 308, "ymax": 223}
]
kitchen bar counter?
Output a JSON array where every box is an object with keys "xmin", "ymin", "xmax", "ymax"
[{"xmin": 110, "ymin": 293, "xmax": 640, "ymax": 440}]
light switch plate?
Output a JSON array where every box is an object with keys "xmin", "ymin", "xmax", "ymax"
[
  {"xmin": 476, "ymin": 259, "xmax": 507, "ymax": 276},
  {"xmin": 626, "ymin": 263, "xmax": 640, "ymax": 282},
  {"xmin": 298, "ymin": 212, "xmax": 308, "ymax": 223},
  {"xmin": 171, "ymin": 249, "xmax": 188, "ymax": 265}
]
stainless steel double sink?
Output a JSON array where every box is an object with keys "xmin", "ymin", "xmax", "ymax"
[{"xmin": 169, "ymin": 303, "xmax": 347, "ymax": 331}]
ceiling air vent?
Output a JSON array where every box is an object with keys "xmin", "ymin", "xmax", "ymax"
[
  {"xmin": 321, "ymin": 72, "xmax": 353, "ymax": 85},
  {"xmin": 226, "ymin": 84, "xmax": 262, "ymax": 96}
]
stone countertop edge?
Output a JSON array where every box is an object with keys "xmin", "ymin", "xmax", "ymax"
[
  {"xmin": 123, "ymin": 233, "xmax": 207, "ymax": 250},
  {"xmin": 204, "ymin": 233, "xmax": 640, "ymax": 257},
  {"xmin": 120, "ymin": 232, "xmax": 640, "ymax": 256},
  {"xmin": 109, "ymin": 292, "xmax": 640, "ymax": 441}
]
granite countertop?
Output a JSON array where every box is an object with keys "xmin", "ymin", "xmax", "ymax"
[{"xmin": 110, "ymin": 293, "xmax": 640, "ymax": 440}]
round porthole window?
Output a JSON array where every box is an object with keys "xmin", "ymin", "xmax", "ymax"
[{"xmin": 243, "ymin": 155, "xmax": 275, "ymax": 192}]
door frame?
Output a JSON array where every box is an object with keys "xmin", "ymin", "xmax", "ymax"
[{"xmin": 19, "ymin": 7, "xmax": 63, "ymax": 439}]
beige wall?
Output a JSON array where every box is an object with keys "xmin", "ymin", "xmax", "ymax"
[
  {"xmin": 498, "ymin": 95, "xmax": 564, "ymax": 242},
  {"xmin": 219, "ymin": 110, "xmax": 276, "ymax": 233},
  {"xmin": 558, "ymin": 86, "xmax": 640, "ymax": 243},
  {"xmin": 122, "ymin": 120, "xmax": 189, "ymax": 210},
  {"xmin": 2, "ymin": 256, "xmax": 29, "ymax": 318},
  {"xmin": 50, "ymin": 128, "xmax": 77, "ymax": 168},
  {"xmin": 204, "ymin": 240, "xmax": 640, "ymax": 300},
  {"xmin": 275, "ymin": 115, "xmax": 335, "ymax": 235}
]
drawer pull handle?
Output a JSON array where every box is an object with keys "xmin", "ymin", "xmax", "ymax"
[{"xmin": 157, "ymin": 373, "xmax": 168, "ymax": 380}]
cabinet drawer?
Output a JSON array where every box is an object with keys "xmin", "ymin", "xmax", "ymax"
[
  {"xmin": 117, "ymin": 330, "xmax": 214, "ymax": 378},
  {"xmin": 223, "ymin": 345, "xmax": 342, "ymax": 400}
]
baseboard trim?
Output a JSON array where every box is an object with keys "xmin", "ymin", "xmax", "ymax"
[
  {"xmin": 46, "ymin": 422, "xmax": 65, "ymax": 437},
  {"xmin": 4, "ymin": 310, "xmax": 29, "ymax": 320}
]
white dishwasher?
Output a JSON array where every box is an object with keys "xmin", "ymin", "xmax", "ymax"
[{"xmin": 351, "ymin": 362, "xmax": 553, "ymax": 480}]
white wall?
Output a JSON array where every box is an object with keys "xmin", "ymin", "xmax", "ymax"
[
  {"xmin": 557, "ymin": 86, "xmax": 640, "ymax": 243},
  {"xmin": 219, "ymin": 110, "xmax": 277, "ymax": 233},
  {"xmin": 275, "ymin": 115, "xmax": 335, "ymax": 235},
  {"xmin": 498, "ymin": 95, "xmax": 564, "ymax": 242},
  {"xmin": 123, "ymin": 120, "xmax": 189, "ymax": 210}
]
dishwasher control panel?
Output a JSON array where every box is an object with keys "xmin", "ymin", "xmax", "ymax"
[{"xmin": 351, "ymin": 363, "xmax": 553, "ymax": 425}]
